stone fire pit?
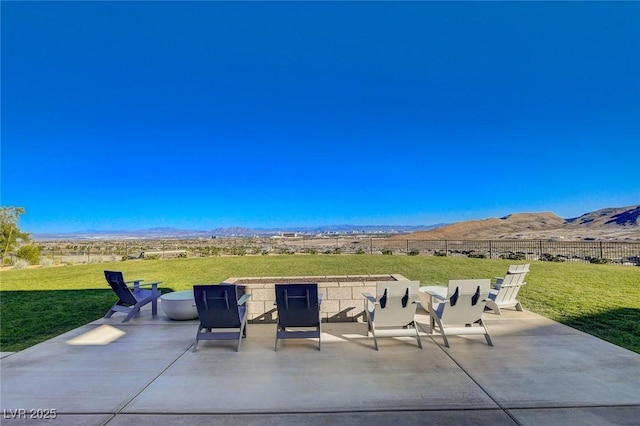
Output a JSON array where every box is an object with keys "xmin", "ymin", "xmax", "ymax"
[{"xmin": 224, "ymin": 274, "xmax": 411, "ymax": 323}]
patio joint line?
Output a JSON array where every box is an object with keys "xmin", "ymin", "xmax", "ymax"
[
  {"xmin": 111, "ymin": 407, "xmax": 513, "ymax": 415},
  {"xmin": 116, "ymin": 345, "xmax": 194, "ymax": 415},
  {"xmin": 432, "ymin": 340, "xmax": 524, "ymax": 425}
]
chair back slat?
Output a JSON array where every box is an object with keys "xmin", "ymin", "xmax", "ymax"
[
  {"xmin": 194, "ymin": 284, "xmax": 242, "ymax": 328},
  {"xmin": 104, "ymin": 271, "xmax": 137, "ymax": 305},
  {"xmin": 372, "ymin": 281, "xmax": 420, "ymax": 327},
  {"xmin": 494, "ymin": 272, "xmax": 527, "ymax": 304},
  {"xmin": 275, "ymin": 284, "xmax": 320, "ymax": 328},
  {"xmin": 507, "ymin": 264, "xmax": 530, "ymax": 274},
  {"xmin": 440, "ymin": 279, "xmax": 490, "ymax": 324}
]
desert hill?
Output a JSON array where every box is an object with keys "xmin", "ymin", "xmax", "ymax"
[{"xmin": 396, "ymin": 205, "xmax": 640, "ymax": 241}]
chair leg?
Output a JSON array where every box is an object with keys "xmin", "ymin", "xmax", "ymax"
[
  {"xmin": 237, "ymin": 320, "xmax": 247, "ymax": 352},
  {"xmin": 371, "ymin": 327, "xmax": 379, "ymax": 351},
  {"xmin": 413, "ymin": 323, "xmax": 423, "ymax": 349},
  {"xmin": 274, "ymin": 325, "xmax": 280, "ymax": 352},
  {"xmin": 485, "ymin": 300, "xmax": 502, "ymax": 315},
  {"xmin": 515, "ymin": 301, "xmax": 523, "ymax": 312},
  {"xmin": 122, "ymin": 306, "xmax": 139, "ymax": 323},
  {"xmin": 433, "ymin": 317, "xmax": 449, "ymax": 348},
  {"xmin": 481, "ymin": 320, "xmax": 494, "ymax": 346}
]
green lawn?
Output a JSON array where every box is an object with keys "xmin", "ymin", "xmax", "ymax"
[{"xmin": 1, "ymin": 255, "xmax": 639, "ymax": 353}]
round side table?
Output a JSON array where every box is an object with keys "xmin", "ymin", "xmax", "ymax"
[{"xmin": 161, "ymin": 290, "xmax": 198, "ymax": 320}]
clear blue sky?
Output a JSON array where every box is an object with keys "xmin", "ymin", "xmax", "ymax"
[{"xmin": 2, "ymin": 1, "xmax": 639, "ymax": 233}]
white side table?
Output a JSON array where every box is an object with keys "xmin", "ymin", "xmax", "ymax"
[{"xmin": 161, "ymin": 290, "xmax": 198, "ymax": 320}]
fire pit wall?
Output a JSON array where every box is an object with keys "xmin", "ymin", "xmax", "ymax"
[{"xmin": 225, "ymin": 274, "xmax": 411, "ymax": 323}]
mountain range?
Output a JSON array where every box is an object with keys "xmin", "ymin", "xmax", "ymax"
[
  {"xmin": 31, "ymin": 224, "xmax": 445, "ymax": 241},
  {"xmin": 31, "ymin": 205, "xmax": 639, "ymax": 241},
  {"xmin": 396, "ymin": 205, "xmax": 640, "ymax": 241}
]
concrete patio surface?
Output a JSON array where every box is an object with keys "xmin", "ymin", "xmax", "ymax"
[{"xmin": 1, "ymin": 304, "xmax": 639, "ymax": 425}]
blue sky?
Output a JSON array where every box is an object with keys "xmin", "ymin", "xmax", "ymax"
[{"xmin": 2, "ymin": 1, "xmax": 639, "ymax": 233}]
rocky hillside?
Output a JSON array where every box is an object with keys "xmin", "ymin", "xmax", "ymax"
[{"xmin": 396, "ymin": 205, "xmax": 640, "ymax": 241}]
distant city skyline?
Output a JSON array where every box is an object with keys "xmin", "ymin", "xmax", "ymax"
[{"xmin": 2, "ymin": 2, "xmax": 639, "ymax": 234}]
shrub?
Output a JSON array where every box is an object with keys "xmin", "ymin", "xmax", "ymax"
[
  {"xmin": 17, "ymin": 245, "xmax": 41, "ymax": 265},
  {"xmin": 408, "ymin": 250, "xmax": 420, "ymax": 256},
  {"xmin": 468, "ymin": 253, "xmax": 486, "ymax": 259},
  {"xmin": 588, "ymin": 257, "xmax": 610, "ymax": 264},
  {"xmin": 229, "ymin": 247, "xmax": 247, "ymax": 256},
  {"xmin": 540, "ymin": 253, "xmax": 565, "ymax": 262},
  {"xmin": 434, "ymin": 251, "xmax": 447, "ymax": 257},
  {"xmin": 501, "ymin": 252, "xmax": 526, "ymax": 260},
  {"xmin": 381, "ymin": 249, "xmax": 393, "ymax": 255},
  {"xmin": 13, "ymin": 259, "xmax": 29, "ymax": 269},
  {"xmin": 40, "ymin": 257, "xmax": 55, "ymax": 267},
  {"xmin": 144, "ymin": 254, "xmax": 161, "ymax": 260},
  {"xmin": 177, "ymin": 253, "xmax": 187, "ymax": 258},
  {"xmin": 324, "ymin": 248, "xmax": 341, "ymax": 254},
  {"xmin": 355, "ymin": 247, "xmax": 367, "ymax": 254}
]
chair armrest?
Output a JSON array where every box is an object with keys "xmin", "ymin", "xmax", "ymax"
[
  {"xmin": 422, "ymin": 288, "xmax": 446, "ymax": 301},
  {"xmin": 126, "ymin": 279, "xmax": 143, "ymax": 290},
  {"xmin": 429, "ymin": 293, "xmax": 446, "ymax": 302},
  {"xmin": 127, "ymin": 280, "xmax": 161, "ymax": 291},
  {"xmin": 362, "ymin": 293, "xmax": 377, "ymax": 304},
  {"xmin": 238, "ymin": 293, "xmax": 251, "ymax": 305},
  {"xmin": 135, "ymin": 281, "xmax": 161, "ymax": 289}
]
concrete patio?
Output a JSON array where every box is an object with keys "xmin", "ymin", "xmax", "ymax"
[{"xmin": 1, "ymin": 304, "xmax": 639, "ymax": 425}]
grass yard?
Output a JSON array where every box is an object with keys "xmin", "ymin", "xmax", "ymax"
[{"xmin": 1, "ymin": 255, "xmax": 639, "ymax": 353}]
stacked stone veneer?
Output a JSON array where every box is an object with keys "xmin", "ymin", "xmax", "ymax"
[{"xmin": 225, "ymin": 274, "xmax": 410, "ymax": 323}]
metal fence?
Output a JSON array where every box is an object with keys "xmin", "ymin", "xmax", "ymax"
[
  {"xmin": 385, "ymin": 239, "xmax": 640, "ymax": 265},
  {"xmin": 34, "ymin": 237, "xmax": 640, "ymax": 266}
]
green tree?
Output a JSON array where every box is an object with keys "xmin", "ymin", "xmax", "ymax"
[
  {"xmin": 17, "ymin": 244, "xmax": 41, "ymax": 265},
  {"xmin": 1, "ymin": 206, "xmax": 29, "ymax": 266}
]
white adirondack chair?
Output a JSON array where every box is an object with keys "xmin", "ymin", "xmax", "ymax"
[
  {"xmin": 421, "ymin": 279, "xmax": 493, "ymax": 348},
  {"xmin": 509, "ymin": 263, "xmax": 530, "ymax": 273},
  {"xmin": 486, "ymin": 271, "xmax": 527, "ymax": 314},
  {"xmin": 362, "ymin": 281, "xmax": 422, "ymax": 350}
]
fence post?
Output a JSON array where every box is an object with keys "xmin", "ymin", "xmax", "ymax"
[
  {"xmin": 445, "ymin": 240, "xmax": 449, "ymax": 256},
  {"xmin": 370, "ymin": 238, "xmax": 373, "ymax": 254},
  {"xmin": 489, "ymin": 240, "xmax": 493, "ymax": 259},
  {"xmin": 539, "ymin": 240, "xmax": 543, "ymax": 260},
  {"xmin": 406, "ymin": 240, "xmax": 409, "ymax": 254}
]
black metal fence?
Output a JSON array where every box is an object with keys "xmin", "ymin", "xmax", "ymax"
[
  {"xmin": 379, "ymin": 239, "xmax": 640, "ymax": 265},
  {"xmin": 34, "ymin": 237, "xmax": 640, "ymax": 266}
]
